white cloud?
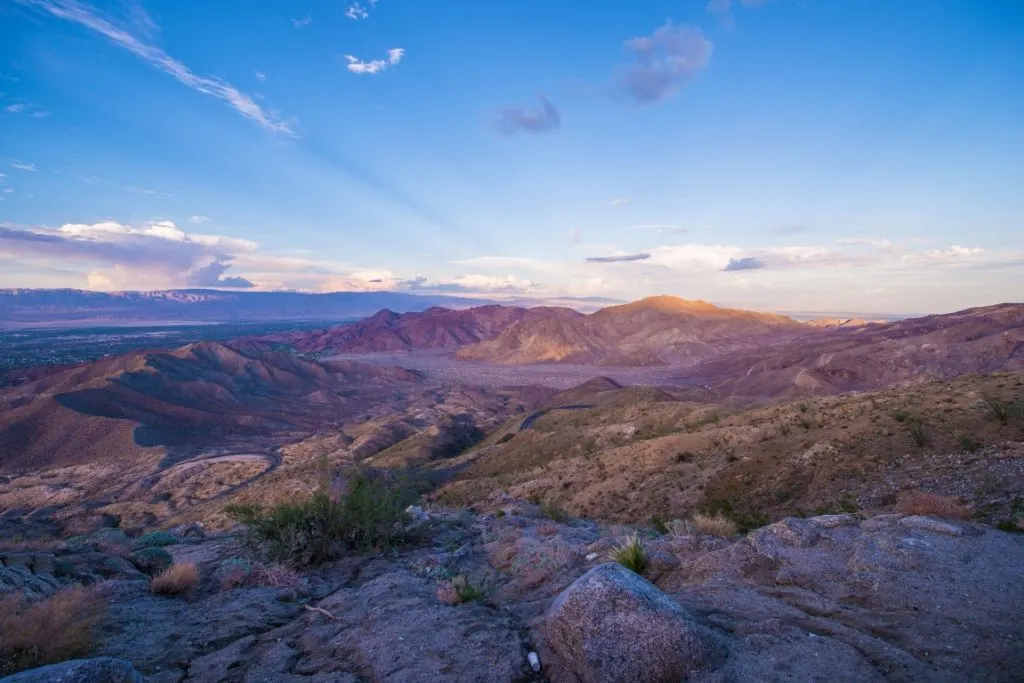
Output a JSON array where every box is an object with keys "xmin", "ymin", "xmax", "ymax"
[
  {"xmin": 254, "ymin": 70, "xmax": 266, "ymax": 82},
  {"xmin": 614, "ymin": 22, "xmax": 712, "ymax": 104},
  {"xmin": 1, "ymin": 219, "xmax": 257, "ymax": 289},
  {"xmin": 610, "ymin": 198, "xmax": 631, "ymax": 207},
  {"xmin": 291, "ymin": 15, "xmax": 312, "ymax": 28},
  {"xmin": 344, "ymin": 47, "xmax": 404, "ymax": 75},
  {"xmin": 344, "ymin": 0, "xmax": 378, "ymax": 20},
  {"xmin": 4, "ymin": 103, "xmax": 25, "ymax": 113},
  {"xmin": 188, "ymin": 215, "xmax": 210, "ymax": 224},
  {"xmin": 24, "ymin": 0, "xmax": 296, "ymax": 135},
  {"xmin": 8, "ymin": 160, "xmax": 36, "ymax": 171}
]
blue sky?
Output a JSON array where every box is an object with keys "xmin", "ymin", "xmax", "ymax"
[{"xmin": 1, "ymin": 0, "xmax": 1022, "ymax": 314}]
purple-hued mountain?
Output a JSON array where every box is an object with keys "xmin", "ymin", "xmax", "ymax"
[{"xmin": 0, "ymin": 288, "xmax": 492, "ymax": 326}]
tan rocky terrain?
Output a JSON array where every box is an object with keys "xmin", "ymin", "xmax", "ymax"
[{"xmin": 434, "ymin": 372, "xmax": 1024, "ymax": 531}]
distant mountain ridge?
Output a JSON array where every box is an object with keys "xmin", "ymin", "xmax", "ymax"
[
  {"xmin": 0, "ymin": 288, "xmax": 492, "ymax": 326},
  {"xmin": 240, "ymin": 304, "xmax": 583, "ymax": 354},
  {"xmin": 456, "ymin": 295, "xmax": 809, "ymax": 365}
]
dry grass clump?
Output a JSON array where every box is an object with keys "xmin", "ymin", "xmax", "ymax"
[
  {"xmin": 896, "ymin": 490, "xmax": 973, "ymax": 520},
  {"xmin": 435, "ymin": 574, "xmax": 485, "ymax": 605},
  {"xmin": 666, "ymin": 519, "xmax": 696, "ymax": 538},
  {"xmin": 691, "ymin": 512, "xmax": 739, "ymax": 538},
  {"xmin": 610, "ymin": 532, "xmax": 646, "ymax": 574},
  {"xmin": 0, "ymin": 586, "xmax": 105, "ymax": 675},
  {"xmin": 250, "ymin": 563, "xmax": 303, "ymax": 590},
  {"xmin": 150, "ymin": 562, "xmax": 200, "ymax": 597}
]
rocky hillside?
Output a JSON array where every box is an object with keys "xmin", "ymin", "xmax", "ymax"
[
  {"xmin": 456, "ymin": 296, "xmax": 809, "ymax": 365},
  {"xmin": 242, "ymin": 304, "xmax": 582, "ymax": 354},
  {"xmin": 2, "ymin": 504, "xmax": 1022, "ymax": 682},
  {"xmin": 434, "ymin": 372, "xmax": 1024, "ymax": 530},
  {"xmin": 691, "ymin": 302, "xmax": 1024, "ymax": 398}
]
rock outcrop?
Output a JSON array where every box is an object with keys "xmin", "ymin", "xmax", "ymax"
[
  {"xmin": 543, "ymin": 562, "xmax": 724, "ymax": 682},
  {"xmin": 0, "ymin": 657, "xmax": 143, "ymax": 683}
]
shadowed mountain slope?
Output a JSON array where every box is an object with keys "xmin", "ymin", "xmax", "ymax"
[{"xmin": 0, "ymin": 342, "xmax": 421, "ymax": 470}]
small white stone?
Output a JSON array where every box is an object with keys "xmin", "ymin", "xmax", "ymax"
[
  {"xmin": 585, "ymin": 552, "xmax": 599, "ymax": 562},
  {"xmin": 527, "ymin": 651, "xmax": 541, "ymax": 673}
]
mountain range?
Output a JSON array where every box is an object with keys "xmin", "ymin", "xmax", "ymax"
[{"xmin": 0, "ymin": 288, "xmax": 490, "ymax": 326}]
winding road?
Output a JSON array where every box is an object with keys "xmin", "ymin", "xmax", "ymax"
[{"xmin": 518, "ymin": 404, "xmax": 596, "ymax": 432}]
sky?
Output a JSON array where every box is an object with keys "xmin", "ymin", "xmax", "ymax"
[{"xmin": 0, "ymin": 0, "xmax": 1022, "ymax": 315}]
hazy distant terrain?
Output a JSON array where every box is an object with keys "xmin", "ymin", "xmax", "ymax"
[{"xmin": 0, "ymin": 288, "xmax": 490, "ymax": 326}]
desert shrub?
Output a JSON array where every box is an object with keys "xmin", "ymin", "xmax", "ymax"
[
  {"xmin": 892, "ymin": 410, "xmax": 911, "ymax": 423},
  {"xmin": 0, "ymin": 587, "xmax": 105, "ymax": 675},
  {"xmin": 539, "ymin": 500, "xmax": 569, "ymax": 523},
  {"xmin": 130, "ymin": 546, "xmax": 174, "ymax": 575},
  {"xmin": 436, "ymin": 574, "xmax": 485, "ymax": 605},
  {"xmin": 217, "ymin": 558, "xmax": 253, "ymax": 590},
  {"xmin": 536, "ymin": 523, "xmax": 559, "ymax": 536},
  {"xmin": 666, "ymin": 519, "xmax": 696, "ymax": 538},
  {"xmin": 958, "ymin": 435, "xmax": 983, "ymax": 452},
  {"xmin": 896, "ymin": 491, "xmax": 972, "ymax": 520},
  {"xmin": 136, "ymin": 531, "xmax": 177, "ymax": 548},
  {"xmin": 610, "ymin": 532, "xmax": 647, "ymax": 574},
  {"xmin": 691, "ymin": 512, "xmax": 738, "ymax": 538},
  {"xmin": 651, "ymin": 516, "xmax": 669, "ymax": 535},
  {"xmin": 250, "ymin": 563, "xmax": 304, "ymax": 591},
  {"xmin": 908, "ymin": 421, "xmax": 930, "ymax": 447},
  {"xmin": 226, "ymin": 471, "xmax": 411, "ymax": 566},
  {"xmin": 151, "ymin": 562, "xmax": 200, "ymax": 597},
  {"xmin": 983, "ymin": 397, "xmax": 1023, "ymax": 425}
]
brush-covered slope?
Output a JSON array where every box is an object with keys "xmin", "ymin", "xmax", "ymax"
[
  {"xmin": 691, "ymin": 303, "xmax": 1024, "ymax": 397},
  {"xmin": 434, "ymin": 372, "xmax": 1024, "ymax": 528},
  {"xmin": 0, "ymin": 341, "xmax": 420, "ymax": 470},
  {"xmin": 456, "ymin": 296, "xmax": 807, "ymax": 365},
  {"xmin": 240, "ymin": 304, "xmax": 583, "ymax": 354}
]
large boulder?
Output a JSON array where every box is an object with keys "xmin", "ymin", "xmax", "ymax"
[
  {"xmin": 0, "ymin": 657, "xmax": 143, "ymax": 682},
  {"xmin": 542, "ymin": 562, "xmax": 725, "ymax": 683}
]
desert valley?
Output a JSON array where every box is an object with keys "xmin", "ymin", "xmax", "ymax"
[
  {"xmin": 3, "ymin": 1, "xmax": 1023, "ymax": 680},
  {"xmin": 1, "ymin": 293, "xmax": 1022, "ymax": 682}
]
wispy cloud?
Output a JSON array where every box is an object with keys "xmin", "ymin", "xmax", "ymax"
[
  {"xmin": 610, "ymin": 197, "xmax": 631, "ymax": 207},
  {"xmin": 8, "ymin": 160, "xmax": 37, "ymax": 171},
  {"xmin": 3, "ymin": 100, "xmax": 51, "ymax": 117},
  {"xmin": 585, "ymin": 252, "xmax": 651, "ymax": 263},
  {"xmin": 291, "ymin": 15, "xmax": 312, "ymax": 28},
  {"xmin": 344, "ymin": 47, "xmax": 404, "ymax": 75},
  {"xmin": 723, "ymin": 256, "xmax": 765, "ymax": 271},
  {"xmin": 21, "ymin": 0, "xmax": 296, "ymax": 135},
  {"xmin": 631, "ymin": 224, "xmax": 687, "ymax": 235},
  {"xmin": 188, "ymin": 215, "xmax": 210, "ymax": 224},
  {"xmin": 614, "ymin": 22, "xmax": 712, "ymax": 104},
  {"xmin": 494, "ymin": 95, "xmax": 560, "ymax": 136},
  {"xmin": 254, "ymin": 70, "xmax": 266, "ymax": 82},
  {"xmin": 344, "ymin": 0, "xmax": 379, "ymax": 20}
]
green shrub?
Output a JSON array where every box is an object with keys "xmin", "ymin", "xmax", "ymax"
[
  {"xmin": 908, "ymin": 421, "xmax": 929, "ymax": 447},
  {"xmin": 226, "ymin": 472, "xmax": 412, "ymax": 566},
  {"xmin": 651, "ymin": 516, "xmax": 669, "ymax": 535},
  {"xmin": 539, "ymin": 500, "xmax": 569, "ymax": 523},
  {"xmin": 136, "ymin": 531, "xmax": 177, "ymax": 548},
  {"xmin": 610, "ymin": 532, "xmax": 646, "ymax": 574},
  {"xmin": 892, "ymin": 410, "xmax": 911, "ymax": 423},
  {"xmin": 958, "ymin": 435, "xmax": 982, "ymax": 452}
]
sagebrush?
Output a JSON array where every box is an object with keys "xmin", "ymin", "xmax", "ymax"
[{"xmin": 151, "ymin": 562, "xmax": 200, "ymax": 597}]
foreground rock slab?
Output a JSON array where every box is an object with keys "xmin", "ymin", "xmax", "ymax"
[
  {"xmin": 0, "ymin": 657, "xmax": 143, "ymax": 683},
  {"xmin": 543, "ymin": 562, "xmax": 725, "ymax": 683}
]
